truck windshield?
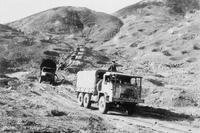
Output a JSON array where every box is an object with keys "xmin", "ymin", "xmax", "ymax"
[{"xmin": 113, "ymin": 75, "xmax": 141, "ymax": 87}]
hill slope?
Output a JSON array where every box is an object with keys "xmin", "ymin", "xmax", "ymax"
[
  {"xmin": 8, "ymin": 6, "xmax": 122, "ymax": 43},
  {"xmin": 0, "ymin": 24, "xmax": 42, "ymax": 73},
  {"xmin": 95, "ymin": 0, "xmax": 200, "ymax": 110}
]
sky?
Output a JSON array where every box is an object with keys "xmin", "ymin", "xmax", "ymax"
[{"xmin": 0, "ymin": 0, "xmax": 141, "ymax": 24}]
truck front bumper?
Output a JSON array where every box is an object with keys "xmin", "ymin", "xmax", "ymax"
[{"xmin": 112, "ymin": 98, "xmax": 144, "ymax": 103}]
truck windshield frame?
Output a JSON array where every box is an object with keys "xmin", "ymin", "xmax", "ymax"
[{"xmin": 111, "ymin": 74, "xmax": 142, "ymax": 87}]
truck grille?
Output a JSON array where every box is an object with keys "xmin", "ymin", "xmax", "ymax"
[{"xmin": 120, "ymin": 89, "xmax": 137, "ymax": 99}]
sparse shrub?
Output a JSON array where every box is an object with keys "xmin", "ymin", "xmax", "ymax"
[
  {"xmin": 162, "ymin": 50, "xmax": 172, "ymax": 56},
  {"xmin": 122, "ymin": 15, "xmax": 127, "ymax": 19},
  {"xmin": 40, "ymin": 39, "xmax": 53, "ymax": 43},
  {"xmin": 89, "ymin": 40, "xmax": 97, "ymax": 43},
  {"xmin": 139, "ymin": 46, "xmax": 145, "ymax": 50},
  {"xmin": 166, "ymin": 0, "xmax": 200, "ymax": 15},
  {"xmin": 118, "ymin": 35, "xmax": 127, "ymax": 39},
  {"xmin": 181, "ymin": 50, "xmax": 189, "ymax": 54},
  {"xmin": 148, "ymin": 29, "xmax": 158, "ymax": 35},
  {"xmin": 147, "ymin": 78, "xmax": 164, "ymax": 86},
  {"xmin": 182, "ymin": 34, "xmax": 196, "ymax": 40},
  {"xmin": 193, "ymin": 43, "xmax": 200, "ymax": 50},
  {"xmin": 8, "ymin": 49, "xmax": 32, "ymax": 67},
  {"xmin": 0, "ymin": 58, "xmax": 10, "ymax": 73},
  {"xmin": 130, "ymin": 41, "xmax": 141, "ymax": 47},
  {"xmin": 23, "ymin": 120, "xmax": 38, "ymax": 126},
  {"xmin": 186, "ymin": 57, "xmax": 197, "ymax": 63},
  {"xmin": 128, "ymin": 27, "xmax": 134, "ymax": 31},
  {"xmin": 128, "ymin": 23, "xmax": 134, "ymax": 27},
  {"xmin": 174, "ymin": 91, "xmax": 198, "ymax": 107},
  {"xmin": 152, "ymin": 41, "xmax": 162, "ymax": 46},
  {"xmin": 98, "ymin": 28, "xmax": 104, "ymax": 32},
  {"xmin": 3, "ymin": 34, "xmax": 15, "ymax": 39},
  {"xmin": 138, "ymin": 29, "xmax": 145, "ymax": 32},
  {"xmin": 50, "ymin": 110, "xmax": 67, "ymax": 116},
  {"xmin": 22, "ymin": 37, "xmax": 34, "ymax": 46},
  {"xmin": 103, "ymin": 39, "xmax": 109, "ymax": 42},
  {"xmin": 152, "ymin": 48, "xmax": 161, "ymax": 52},
  {"xmin": 169, "ymin": 56, "xmax": 182, "ymax": 61},
  {"xmin": 132, "ymin": 32, "xmax": 138, "ymax": 36},
  {"xmin": 96, "ymin": 60, "xmax": 107, "ymax": 64},
  {"xmin": 44, "ymin": 51, "xmax": 60, "ymax": 57},
  {"xmin": 130, "ymin": 42, "xmax": 138, "ymax": 47},
  {"xmin": 164, "ymin": 63, "xmax": 184, "ymax": 68},
  {"xmin": 145, "ymin": 13, "xmax": 151, "ymax": 16},
  {"xmin": 154, "ymin": 74, "xmax": 165, "ymax": 78},
  {"xmin": 144, "ymin": 20, "xmax": 151, "ymax": 23},
  {"xmin": 0, "ymin": 46, "xmax": 5, "ymax": 52}
]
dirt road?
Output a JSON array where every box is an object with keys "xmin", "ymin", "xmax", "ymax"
[
  {"xmin": 75, "ymin": 101, "xmax": 200, "ymax": 133},
  {"xmin": 1, "ymin": 71, "xmax": 200, "ymax": 133}
]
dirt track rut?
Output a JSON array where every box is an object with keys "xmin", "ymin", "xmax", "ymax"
[{"xmin": 76, "ymin": 102, "xmax": 200, "ymax": 133}]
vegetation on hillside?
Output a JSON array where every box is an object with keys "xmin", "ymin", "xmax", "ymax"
[{"xmin": 166, "ymin": 0, "xmax": 200, "ymax": 15}]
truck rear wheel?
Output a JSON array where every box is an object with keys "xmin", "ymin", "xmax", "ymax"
[
  {"xmin": 83, "ymin": 93, "xmax": 91, "ymax": 108},
  {"xmin": 99, "ymin": 96, "xmax": 108, "ymax": 114},
  {"xmin": 77, "ymin": 93, "xmax": 84, "ymax": 107}
]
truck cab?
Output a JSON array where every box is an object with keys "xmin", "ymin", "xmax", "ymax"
[{"xmin": 76, "ymin": 70, "xmax": 144, "ymax": 115}]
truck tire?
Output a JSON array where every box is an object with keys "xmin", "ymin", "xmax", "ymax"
[
  {"xmin": 83, "ymin": 93, "xmax": 91, "ymax": 108},
  {"xmin": 127, "ymin": 104, "xmax": 136, "ymax": 116},
  {"xmin": 77, "ymin": 93, "xmax": 84, "ymax": 107},
  {"xmin": 99, "ymin": 96, "xmax": 108, "ymax": 114},
  {"xmin": 39, "ymin": 76, "xmax": 43, "ymax": 83},
  {"xmin": 97, "ymin": 80, "xmax": 103, "ymax": 91}
]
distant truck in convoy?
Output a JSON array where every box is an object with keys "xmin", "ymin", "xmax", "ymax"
[{"xmin": 76, "ymin": 69, "xmax": 144, "ymax": 115}]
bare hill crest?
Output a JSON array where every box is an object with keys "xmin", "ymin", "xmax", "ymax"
[
  {"xmin": 8, "ymin": 6, "xmax": 123, "ymax": 43},
  {"xmin": 115, "ymin": 0, "xmax": 200, "ymax": 17}
]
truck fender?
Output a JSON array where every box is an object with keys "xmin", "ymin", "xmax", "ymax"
[{"xmin": 98, "ymin": 92, "xmax": 109, "ymax": 102}]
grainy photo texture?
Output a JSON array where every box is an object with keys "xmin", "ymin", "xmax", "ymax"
[{"xmin": 0, "ymin": 0, "xmax": 200, "ymax": 132}]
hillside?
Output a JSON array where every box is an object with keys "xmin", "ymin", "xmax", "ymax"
[
  {"xmin": 8, "ymin": 6, "xmax": 122, "ymax": 43},
  {"xmin": 95, "ymin": 0, "xmax": 200, "ymax": 111},
  {"xmin": 0, "ymin": 24, "xmax": 41, "ymax": 74}
]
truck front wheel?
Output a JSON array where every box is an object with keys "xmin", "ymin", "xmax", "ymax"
[
  {"xmin": 83, "ymin": 93, "xmax": 91, "ymax": 108},
  {"xmin": 77, "ymin": 93, "xmax": 84, "ymax": 107},
  {"xmin": 39, "ymin": 76, "xmax": 44, "ymax": 83},
  {"xmin": 99, "ymin": 96, "xmax": 108, "ymax": 114},
  {"xmin": 127, "ymin": 104, "xmax": 136, "ymax": 116}
]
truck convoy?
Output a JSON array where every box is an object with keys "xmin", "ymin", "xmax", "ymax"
[{"xmin": 76, "ymin": 69, "xmax": 144, "ymax": 115}]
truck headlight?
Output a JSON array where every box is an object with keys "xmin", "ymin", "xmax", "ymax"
[{"xmin": 41, "ymin": 72, "xmax": 46, "ymax": 76}]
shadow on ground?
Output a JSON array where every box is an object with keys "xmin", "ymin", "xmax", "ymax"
[
  {"xmin": 106, "ymin": 106, "xmax": 194, "ymax": 121},
  {"xmin": 134, "ymin": 106, "xmax": 193, "ymax": 121}
]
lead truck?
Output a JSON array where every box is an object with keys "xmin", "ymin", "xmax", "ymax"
[{"xmin": 76, "ymin": 69, "xmax": 144, "ymax": 115}]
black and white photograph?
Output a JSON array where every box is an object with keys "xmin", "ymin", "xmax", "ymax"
[{"xmin": 0, "ymin": 0, "xmax": 200, "ymax": 132}]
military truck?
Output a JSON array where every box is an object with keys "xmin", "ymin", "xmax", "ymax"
[{"xmin": 76, "ymin": 69, "xmax": 144, "ymax": 115}]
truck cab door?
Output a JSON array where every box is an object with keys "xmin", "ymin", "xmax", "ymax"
[{"xmin": 101, "ymin": 76, "xmax": 113, "ymax": 101}]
